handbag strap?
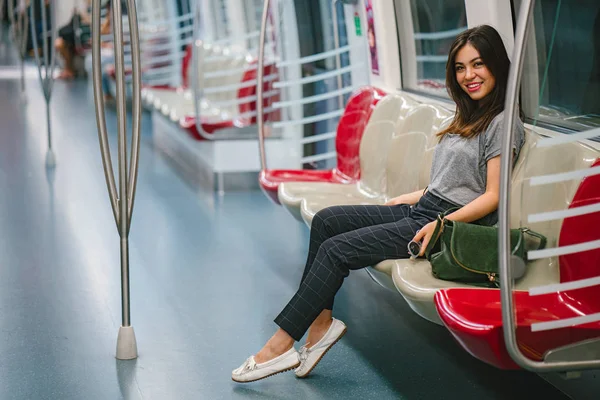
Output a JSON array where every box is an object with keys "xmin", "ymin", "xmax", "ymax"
[
  {"xmin": 424, "ymin": 214, "xmax": 444, "ymax": 258},
  {"xmin": 423, "ymin": 207, "xmax": 460, "ymax": 258},
  {"xmin": 521, "ymin": 228, "xmax": 547, "ymax": 251}
]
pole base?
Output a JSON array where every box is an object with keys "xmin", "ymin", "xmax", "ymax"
[
  {"xmin": 46, "ymin": 150, "xmax": 56, "ymax": 168},
  {"xmin": 116, "ymin": 326, "xmax": 138, "ymax": 360}
]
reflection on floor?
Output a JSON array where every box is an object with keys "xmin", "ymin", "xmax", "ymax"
[{"xmin": 0, "ymin": 38, "xmax": 569, "ymax": 399}]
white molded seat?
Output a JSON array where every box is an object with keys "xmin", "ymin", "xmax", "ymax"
[
  {"xmin": 388, "ymin": 130, "xmax": 598, "ymax": 324},
  {"xmin": 142, "ymin": 43, "xmax": 253, "ymax": 127},
  {"xmin": 297, "ymin": 103, "xmax": 453, "ymax": 226},
  {"xmin": 278, "ymin": 94, "xmax": 420, "ymax": 221}
]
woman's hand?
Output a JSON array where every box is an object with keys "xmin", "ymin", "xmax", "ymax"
[
  {"xmin": 412, "ymin": 221, "xmax": 437, "ymax": 257},
  {"xmin": 385, "ymin": 195, "xmax": 408, "ymax": 206}
]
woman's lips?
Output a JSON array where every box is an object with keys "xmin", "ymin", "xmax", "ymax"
[{"xmin": 466, "ymin": 82, "xmax": 482, "ymax": 93}]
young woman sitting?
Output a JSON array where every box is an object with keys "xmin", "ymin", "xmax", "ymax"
[{"xmin": 231, "ymin": 24, "xmax": 525, "ymax": 383}]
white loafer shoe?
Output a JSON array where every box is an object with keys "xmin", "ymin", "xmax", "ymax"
[
  {"xmin": 232, "ymin": 347, "xmax": 300, "ymax": 383},
  {"xmin": 295, "ymin": 318, "xmax": 347, "ymax": 378}
]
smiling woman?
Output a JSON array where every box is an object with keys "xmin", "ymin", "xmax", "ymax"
[{"xmin": 231, "ymin": 24, "xmax": 524, "ymax": 384}]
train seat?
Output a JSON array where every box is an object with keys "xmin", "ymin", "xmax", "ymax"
[
  {"xmin": 141, "ymin": 43, "xmax": 275, "ymax": 139},
  {"xmin": 277, "ymin": 93, "xmax": 420, "ymax": 219},
  {"xmin": 391, "ymin": 131, "xmax": 599, "ymax": 324},
  {"xmin": 276, "ymin": 92, "xmax": 407, "ymax": 218},
  {"xmin": 296, "ymin": 103, "xmax": 452, "ymax": 226},
  {"xmin": 434, "ymin": 157, "xmax": 600, "ymax": 369},
  {"xmin": 259, "ymin": 86, "xmax": 386, "ymax": 205}
]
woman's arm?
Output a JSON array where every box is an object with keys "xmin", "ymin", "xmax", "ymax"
[
  {"xmin": 414, "ymin": 155, "xmax": 501, "ymax": 255},
  {"xmin": 385, "ymin": 189, "xmax": 426, "ymax": 206}
]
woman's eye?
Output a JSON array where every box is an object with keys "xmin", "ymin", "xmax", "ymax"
[
  {"xmin": 474, "ymin": 62, "xmax": 484, "ymax": 68},
  {"xmin": 455, "ymin": 66, "xmax": 464, "ymax": 72}
]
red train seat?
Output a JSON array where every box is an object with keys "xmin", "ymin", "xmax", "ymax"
[
  {"xmin": 435, "ymin": 158, "xmax": 600, "ymax": 369},
  {"xmin": 259, "ymin": 86, "xmax": 386, "ymax": 204}
]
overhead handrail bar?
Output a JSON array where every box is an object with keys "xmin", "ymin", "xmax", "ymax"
[
  {"xmin": 201, "ymin": 73, "xmax": 278, "ymax": 95},
  {"xmin": 272, "ymin": 109, "xmax": 344, "ymax": 129},
  {"xmin": 92, "ymin": 0, "xmax": 142, "ymax": 361},
  {"xmin": 273, "ymin": 86, "xmax": 354, "ymax": 109},
  {"xmin": 29, "ymin": 0, "xmax": 58, "ymax": 167},
  {"xmin": 530, "ymin": 165, "xmax": 600, "ymax": 186},
  {"xmin": 299, "ymin": 131, "xmax": 337, "ymax": 145},
  {"xmin": 210, "ymin": 89, "xmax": 279, "ymax": 108},
  {"xmin": 301, "ymin": 151, "xmax": 337, "ymax": 164},
  {"xmin": 272, "ymin": 64, "xmax": 360, "ymax": 88},
  {"xmin": 276, "ymin": 44, "xmax": 352, "ymax": 68},
  {"xmin": 498, "ymin": 0, "xmax": 600, "ymax": 372}
]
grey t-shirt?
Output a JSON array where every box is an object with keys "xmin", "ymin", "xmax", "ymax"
[{"xmin": 428, "ymin": 111, "xmax": 525, "ymax": 209}]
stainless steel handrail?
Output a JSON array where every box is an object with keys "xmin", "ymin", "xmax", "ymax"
[
  {"xmin": 499, "ymin": 0, "xmax": 600, "ymax": 372},
  {"xmin": 256, "ymin": 0, "xmax": 271, "ymax": 168},
  {"xmin": 29, "ymin": 0, "xmax": 57, "ymax": 167},
  {"xmin": 92, "ymin": 0, "xmax": 142, "ymax": 360},
  {"xmin": 190, "ymin": 0, "xmax": 212, "ymax": 140}
]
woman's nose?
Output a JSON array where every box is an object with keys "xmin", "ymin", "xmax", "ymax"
[{"xmin": 465, "ymin": 67, "xmax": 476, "ymax": 80}]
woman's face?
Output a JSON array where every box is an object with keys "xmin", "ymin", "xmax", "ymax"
[{"xmin": 454, "ymin": 43, "xmax": 496, "ymax": 101}]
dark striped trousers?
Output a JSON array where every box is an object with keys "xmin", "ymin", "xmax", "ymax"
[{"xmin": 275, "ymin": 192, "xmax": 459, "ymax": 341}]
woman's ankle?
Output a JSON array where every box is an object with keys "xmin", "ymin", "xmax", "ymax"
[{"xmin": 254, "ymin": 330, "xmax": 295, "ymax": 363}]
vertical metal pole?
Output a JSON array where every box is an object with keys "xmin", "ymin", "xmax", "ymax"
[
  {"xmin": 112, "ymin": 0, "xmax": 130, "ymax": 331},
  {"xmin": 331, "ymin": 0, "xmax": 343, "ymax": 110},
  {"xmin": 499, "ymin": 0, "xmax": 600, "ymax": 372},
  {"xmin": 191, "ymin": 0, "xmax": 212, "ymax": 140},
  {"xmin": 92, "ymin": 0, "xmax": 141, "ymax": 360},
  {"xmin": 256, "ymin": 0, "xmax": 271, "ymax": 170},
  {"xmin": 30, "ymin": 0, "xmax": 57, "ymax": 166}
]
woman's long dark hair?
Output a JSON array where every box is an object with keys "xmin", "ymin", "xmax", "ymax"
[{"xmin": 438, "ymin": 25, "xmax": 511, "ymax": 139}]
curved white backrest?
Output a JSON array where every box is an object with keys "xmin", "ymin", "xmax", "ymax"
[
  {"xmin": 357, "ymin": 120, "xmax": 397, "ymax": 195},
  {"xmin": 418, "ymin": 115, "xmax": 453, "ymax": 188},
  {"xmin": 368, "ymin": 94, "xmax": 414, "ymax": 124},
  {"xmin": 510, "ymin": 130, "xmax": 599, "ymax": 286},
  {"xmin": 385, "ymin": 131, "xmax": 428, "ymax": 198},
  {"xmin": 510, "ymin": 131, "xmax": 598, "ymax": 242},
  {"xmin": 354, "ymin": 94, "xmax": 420, "ymax": 195}
]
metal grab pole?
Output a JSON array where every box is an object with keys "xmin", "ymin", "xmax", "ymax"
[
  {"xmin": 190, "ymin": 0, "xmax": 210, "ymax": 140},
  {"xmin": 256, "ymin": 0, "xmax": 271, "ymax": 170},
  {"xmin": 29, "ymin": 0, "xmax": 58, "ymax": 167},
  {"xmin": 499, "ymin": 0, "xmax": 600, "ymax": 372},
  {"xmin": 92, "ymin": 0, "xmax": 142, "ymax": 360}
]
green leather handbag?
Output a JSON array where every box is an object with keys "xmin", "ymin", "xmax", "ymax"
[{"xmin": 424, "ymin": 213, "xmax": 547, "ymax": 287}]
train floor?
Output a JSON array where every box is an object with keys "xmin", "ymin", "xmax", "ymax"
[{"xmin": 0, "ymin": 37, "xmax": 571, "ymax": 399}]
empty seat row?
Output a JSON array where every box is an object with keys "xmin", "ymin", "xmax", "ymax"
[{"xmin": 141, "ymin": 43, "xmax": 278, "ymax": 139}]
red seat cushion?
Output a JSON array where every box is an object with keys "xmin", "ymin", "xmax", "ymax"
[
  {"xmin": 259, "ymin": 86, "xmax": 385, "ymax": 204},
  {"xmin": 434, "ymin": 159, "xmax": 600, "ymax": 369},
  {"xmin": 179, "ymin": 116, "xmax": 237, "ymax": 139},
  {"xmin": 435, "ymin": 288, "xmax": 600, "ymax": 369},
  {"xmin": 259, "ymin": 169, "xmax": 350, "ymax": 204}
]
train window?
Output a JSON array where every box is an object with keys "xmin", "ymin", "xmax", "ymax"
[
  {"xmin": 394, "ymin": 0, "xmax": 467, "ymax": 98},
  {"xmin": 522, "ymin": 0, "xmax": 600, "ymax": 131}
]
